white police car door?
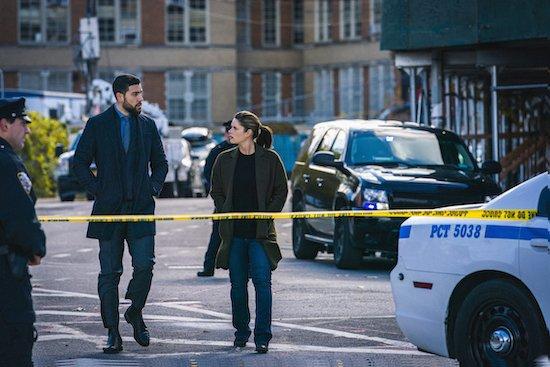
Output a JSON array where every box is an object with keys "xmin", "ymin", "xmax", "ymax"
[{"xmin": 519, "ymin": 187, "xmax": 549, "ymax": 322}]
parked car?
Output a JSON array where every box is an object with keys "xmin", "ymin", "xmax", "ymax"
[
  {"xmin": 391, "ymin": 172, "xmax": 549, "ymax": 365},
  {"xmin": 290, "ymin": 119, "xmax": 502, "ymax": 269},
  {"xmin": 55, "ymin": 131, "xmax": 193, "ymax": 201},
  {"xmin": 181, "ymin": 127, "xmax": 217, "ymax": 197},
  {"xmin": 54, "ymin": 131, "xmax": 94, "ymax": 201},
  {"xmin": 158, "ymin": 138, "xmax": 193, "ymax": 198}
]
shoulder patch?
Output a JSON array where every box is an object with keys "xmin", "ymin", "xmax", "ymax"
[{"xmin": 17, "ymin": 171, "xmax": 33, "ymax": 195}]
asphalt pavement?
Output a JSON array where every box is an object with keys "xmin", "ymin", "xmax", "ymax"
[{"xmin": 32, "ymin": 197, "xmax": 458, "ymax": 367}]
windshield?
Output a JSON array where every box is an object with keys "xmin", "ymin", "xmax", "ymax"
[{"xmin": 347, "ymin": 129, "xmax": 476, "ymax": 171}]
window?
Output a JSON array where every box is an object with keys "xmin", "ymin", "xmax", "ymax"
[
  {"xmin": 166, "ymin": 71, "xmax": 210, "ymax": 124},
  {"xmin": 166, "ymin": 0, "xmax": 208, "ymax": 44},
  {"xmin": 315, "ymin": 0, "xmax": 331, "ymax": 42},
  {"xmin": 348, "ymin": 130, "xmax": 476, "ymax": 171},
  {"xmin": 263, "ymin": 0, "xmax": 279, "ymax": 46},
  {"xmin": 293, "ymin": 0, "xmax": 304, "ymax": 45},
  {"xmin": 339, "ymin": 66, "xmax": 363, "ymax": 118},
  {"xmin": 262, "ymin": 72, "xmax": 281, "ymax": 118},
  {"xmin": 369, "ymin": 62, "xmax": 395, "ymax": 116},
  {"xmin": 19, "ymin": 70, "xmax": 72, "ymax": 92},
  {"xmin": 293, "ymin": 72, "xmax": 305, "ymax": 118},
  {"xmin": 236, "ymin": 0, "xmax": 250, "ymax": 47},
  {"xmin": 331, "ymin": 130, "xmax": 346, "ymax": 160},
  {"xmin": 97, "ymin": 0, "xmax": 139, "ymax": 44},
  {"xmin": 166, "ymin": 0, "xmax": 184, "ymax": 43},
  {"xmin": 369, "ymin": 0, "xmax": 382, "ymax": 37},
  {"xmin": 237, "ymin": 71, "xmax": 251, "ymax": 110},
  {"xmin": 340, "ymin": 0, "xmax": 361, "ymax": 40},
  {"xmin": 19, "ymin": 0, "xmax": 69, "ymax": 43},
  {"xmin": 314, "ymin": 69, "xmax": 334, "ymax": 118},
  {"xmin": 189, "ymin": 0, "xmax": 207, "ymax": 42},
  {"xmin": 316, "ymin": 128, "xmax": 338, "ymax": 153}
]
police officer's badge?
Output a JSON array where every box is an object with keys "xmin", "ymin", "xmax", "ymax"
[{"xmin": 17, "ymin": 171, "xmax": 33, "ymax": 195}]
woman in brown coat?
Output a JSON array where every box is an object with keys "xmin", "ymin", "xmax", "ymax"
[{"xmin": 210, "ymin": 111, "xmax": 288, "ymax": 353}]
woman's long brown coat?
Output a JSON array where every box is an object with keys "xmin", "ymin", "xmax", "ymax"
[{"xmin": 210, "ymin": 144, "xmax": 288, "ymax": 270}]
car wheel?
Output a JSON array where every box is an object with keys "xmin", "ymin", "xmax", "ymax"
[
  {"xmin": 454, "ymin": 279, "xmax": 546, "ymax": 367},
  {"xmin": 333, "ymin": 216, "xmax": 362, "ymax": 269},
  {"xmin": 292, "ymin": 201, "xmax": 318, "ymax": 260},
  {"xmin": 60, "ymin": 193, "xmax": 75, "ymax": 202}
]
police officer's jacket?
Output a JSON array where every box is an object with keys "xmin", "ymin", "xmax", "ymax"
[{"xmin": 0, "ymin": 137, "xmax": 46, "ymax": 259}]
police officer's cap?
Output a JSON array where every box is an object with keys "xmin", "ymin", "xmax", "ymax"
[{"xmin": 0, "ymin": 98, "xmax": 32, "ymax": 123}]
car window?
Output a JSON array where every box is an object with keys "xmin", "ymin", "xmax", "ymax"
[
  {"xmin": 70, "ymin": 132, "xmax": 82, "ymax": 151},
  {"xmin": 331, "ymin": 130, "xmax": 346, "ymax": 160},
  {"xmin": 298, "ymin": 127, "xmax": 326, "ymax": 161},
  {"xmin": 316, "ymin": 128, "xmax": 339, "ymax": 153},
  {"xmin": 347, "ymin": 128, "xmax": 476, "ymax": 171}
]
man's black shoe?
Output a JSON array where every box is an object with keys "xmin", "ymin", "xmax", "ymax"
[
  {"xmin": 233, "ymin": 340, "xmax": 247, "ymax": 348},
  {"xmin": 103, "ymin": 328, "xmax": 123, "ymax": 354},
  {"xmin": 255, "ymin": 344, "xmax": 268, "ymax": 354},
  {"xmin": 124, "ymin": 307, "xmax": 150, "ymax": 347},
  {"xmin": 197, "ymin": 270, "xmax": 214, "ymax": 277}
]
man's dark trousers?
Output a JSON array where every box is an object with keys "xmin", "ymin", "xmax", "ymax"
[
  {"xmin": 202, "ymin": 220, "xmax": 221, "ymax": 273},
  {"xmin": 98, "ymin": 204, "xmax": 155, "ymax": 328}
]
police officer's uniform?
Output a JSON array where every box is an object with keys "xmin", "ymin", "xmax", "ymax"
[{"xmin": 0, "ymin": 98, "xmax": 46, "ymax": 367}]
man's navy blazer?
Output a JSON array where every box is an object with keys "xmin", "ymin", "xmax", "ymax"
[{"xmin": 73, "ymin": 105, "xmax": 168, "ymax": 240}]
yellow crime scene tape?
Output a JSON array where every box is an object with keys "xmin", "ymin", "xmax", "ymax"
[{"xmin": 38, "ymin": 209, "xmax": 537, "ymax": 223}]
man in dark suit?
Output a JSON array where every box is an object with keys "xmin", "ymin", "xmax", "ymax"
[
  {"xmin": 197, "ymin": 121, "xmax": 235, "ymax": 277},
  {"xmin": 73, "ymin": 74, "xmax": 168, "ymax": 353}
]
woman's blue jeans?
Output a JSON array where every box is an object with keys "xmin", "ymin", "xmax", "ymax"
[{"xmin": 228, "ymin": 237, "xmax": 272, "ymax": 346}]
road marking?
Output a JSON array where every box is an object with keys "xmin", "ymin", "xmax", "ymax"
[
  {"xmin": 166, "ymin": 265, "xmax": 203, "ymax": 270},
  {"xmin": 52, "ymin": 253, "xmax": 71, "ymax": 258},
  {"xmin": 76, "ymin": 248, "xmax": 93, "ymax": 253},
  {"xmin": 37, "ymin": 323, "xmax": 426, "ymax": 356},
  {"xmin": 154, "ymin": 302, "xmax": 412, "ymax": 348},
  {"xmin": 273, "ymin": 315, "xmax": 394, "ymax": 321},
  {"xmin": 35, "ymin": 312, "xmax": 230, "ymax": 323},
  {"xmin": 55, "ymin": 359, "xmax": 142, "ymax": 367},
  {"xmin": 36, "ymin": 288, "xmax": 414, "ymax": 349},
  {"xmin": 281, "ymin": 223, "xmax": 292, "ymax": 228}
]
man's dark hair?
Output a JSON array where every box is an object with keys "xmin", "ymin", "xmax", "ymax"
[{"xmin": 112, "ymin": 74, "xmax": 141, "ymax": 97}]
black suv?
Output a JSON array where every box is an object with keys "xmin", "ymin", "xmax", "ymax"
[{"xmin": 290, "ymin": 120, "xmax": 502, "ymax": 269}]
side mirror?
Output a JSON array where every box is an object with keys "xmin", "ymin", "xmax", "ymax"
[
  {"xmin": 55, "ymin": 144, "xmax": 65, "ymax": 157},
  {"xmin": 481, "ymin": 160, "xmax": 501, "ymax": 175},
  {"xmin": 311, "ymin": 151, "xmax": 344, "ymax": 169}
]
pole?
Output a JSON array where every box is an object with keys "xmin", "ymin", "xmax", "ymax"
[
  {"xmin": 85, "ymin": 0, "xmax": 98, "ymax": 116},
  {"xmin": 490, "ymin": 65, "xmax": 499, "ymax": 163},
  {"xmin": 0, "ymin": 68, "xmax": 4, "ymax": 98},
  {"xmin": 409, "ymin": 67, "xmax": 416, "ymax": 122}
]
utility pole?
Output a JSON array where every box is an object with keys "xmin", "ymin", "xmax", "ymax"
[{"xmin": 79, "ymin": 0, "xmax": 100, "ymax": 117}]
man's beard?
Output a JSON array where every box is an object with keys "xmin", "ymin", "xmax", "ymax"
[{"xmin": 123, "ymin": 99, "xmax": 141, "ymax": 116}]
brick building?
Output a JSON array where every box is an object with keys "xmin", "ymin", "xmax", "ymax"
[{"xmin": 0, "ymin": 0, "xmax": 401, "ymax": 126}]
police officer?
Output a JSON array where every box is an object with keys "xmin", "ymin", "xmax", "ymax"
[
  {"xmin": 0, "ymin": 98, "xmax": 46, "ymax": 367},
  {"xmin": 197, "ymin": 120, "xmax": 235, "ymax": 277}
]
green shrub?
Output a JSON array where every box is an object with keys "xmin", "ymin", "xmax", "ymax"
[{"xmin": 21, "ymin": 112, "xmax": 68, "ymax": 198}]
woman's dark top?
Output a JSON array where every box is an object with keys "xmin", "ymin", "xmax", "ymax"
[{"xmin": 232, "ymin": 151, "xmax": 258, "ymax": 238}]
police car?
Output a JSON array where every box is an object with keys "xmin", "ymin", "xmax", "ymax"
[{"xmin": 390, "ymin": 172, "xmax": 549, "ymax": 366}]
